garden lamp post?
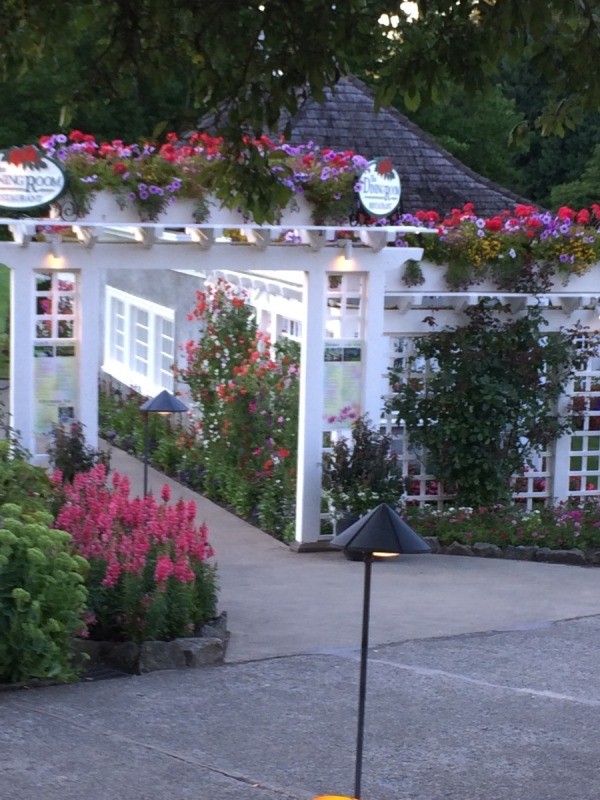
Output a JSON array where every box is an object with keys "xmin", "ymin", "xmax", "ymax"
[
  {"xmin": 330, "ymin": 504, "xmax": 431, "ymax": 800},
  {"xmin": 139, "ymin": 389, "xmax": 187, "ymax": 497}
]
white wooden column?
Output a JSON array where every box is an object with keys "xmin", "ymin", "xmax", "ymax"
[
  {"xmin": 294, "ymin": 263, "xmax": 327, "ymax": 547},
  {"xmin": 552, "ymin": 379, "xmax": 574, "ymax": 502},
  {"xmin": 78, "ymin": 259, "xmax": 101, "ymax": 446},
  {"xmin": 10, "ymin": 263, "xmax": 35, "ymax": 454},
  {"xmin": 361, "ymin": 262, "xmax": 387, "ymax": 424}
]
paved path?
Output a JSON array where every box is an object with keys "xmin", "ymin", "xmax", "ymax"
[{"xmin": 2, "ymin": 445, "xmax": 600, "ymax": 799}]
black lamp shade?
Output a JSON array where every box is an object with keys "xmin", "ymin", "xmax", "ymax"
[
  {"xmin": 330, "ymin": 503, "xmax": 431, "ymax": 555},
  {"xmin": 140, "ymin": 390, "xmax": 188, "ymax": 413}
]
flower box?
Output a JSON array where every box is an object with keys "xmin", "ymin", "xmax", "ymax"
[
  {"xmin": 51, "ymin": 190, "xmax": 139, "ymax": 224},
  {"xmin": 50, "ymin": 190, "xmax": 317, "ymax": 227}
]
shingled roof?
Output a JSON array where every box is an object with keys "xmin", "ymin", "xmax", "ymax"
[{"xmin": 286, "ymin": 76, "xmax": 532, "ymax": 217}]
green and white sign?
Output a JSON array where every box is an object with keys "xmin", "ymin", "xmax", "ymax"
[
  {"xmin": 0, "ymin": 145, "xmax": 66, "ymax": 211},
  {"xmin": 358, "ymin": 157, "xmax": 401, "ymax": 218}
]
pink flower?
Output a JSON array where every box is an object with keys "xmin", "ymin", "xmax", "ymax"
[
  {"xmin": 161, "ymin": 484, "xmax": 171, "ymax": 503},
  {"xmin": 155, "ymin": 554, "xmax": 174, "ymax": 584}
]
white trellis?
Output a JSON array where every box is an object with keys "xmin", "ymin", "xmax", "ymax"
[{"xmin": 1, "ymin": 214, "xmax": 599, "ymax": 546}]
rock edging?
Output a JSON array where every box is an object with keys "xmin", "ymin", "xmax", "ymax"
[
  {"xmin": 424, "ymin": 537, "xmax": 600, "ymax": 567},
  {"xmin": 72, "ymin": 611, "xmax": 230, "ymax": 675}
]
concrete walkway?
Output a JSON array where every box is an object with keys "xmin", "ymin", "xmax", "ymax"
[{"xmin": 2, "ymin": 445, "xmax": 600, "ymax": 799}]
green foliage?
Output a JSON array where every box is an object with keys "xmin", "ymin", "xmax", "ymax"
[
  {"xmin": 402, "ymin": 259, "xmax": 425, "ymax": 288},
  {"xmin": 550, "ymin": 143, "xmax": 600, "ymax": 209},
  {"xmin": 0, "ymin": 438, "xmax": 57, "ymax": 513},
  {"xmin": 388, "ymin": 302, "xmax": 600, "ymax": 508},
  {"xmin": 0, "ymin": 0, "xmax": 387, "ymax": 141},
  {"xmin": 99, "ymin": 385, "xmax": 177, "ymax": 464},
  {"xmin": 321, "ymin": 415, "xmax": 406, "ymax": 519},
  {"xmin": 374, "ymin": 1, "xmax": 600, "ymax": 137},
  {"xmin": 47, "ymin": 421, "xmax": 111, "ymax": 483},
  {"xmin": 207, "ymin": 144, "xmax": 293, "ymax": 224},
  {"xmin": 0, "ymin": 504, "xmax": 88, "ymax": 683},
  {"xmin": 502, "ymin": 60, "xmax": 600, "ymax": 206},
  {"xmin": 404, "ymin": 84, "xmax": 527, "ymax": 192},
  {"xmin": 0, "ymin": 0, "xmax": 598, "ymax": 149}
]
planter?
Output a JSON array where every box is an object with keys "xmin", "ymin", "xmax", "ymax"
[
  {"xmin": 386, "ymin": 258, "xmax": 600, "ymax": 296},
  {"xmin": 51, "ymin": 190, "xmax": 140, "ymax": 224},
  {"xmin": 277, "ymin": 193, "xmax": 314, "ymax": 227},
  {"xmin": 159, "ymin": 198, "xmax": 206, "ymax": 226},
  {"xmin": 203, "ymin": 194, "xmax": 250, "ymax": 227},
  {"xmin": 334, "ymin": 512, "xmax": 364, "ymax": 561}
]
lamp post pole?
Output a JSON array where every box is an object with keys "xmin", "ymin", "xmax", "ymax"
[
  {"xmin": 139, "ymin": 390, "xmax": 188, "ymax": 499},
  {"xmin": 354, "ymin": 552, "xmax": 373, "ymax": 800},
  {"xmin": 329, "ymin": 504, "xmax": 432, "ymax": 800}
]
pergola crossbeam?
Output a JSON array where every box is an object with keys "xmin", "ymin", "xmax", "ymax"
[{"xmin": 8, "ymin": 222, "xmax": 36, "ymax": 247}]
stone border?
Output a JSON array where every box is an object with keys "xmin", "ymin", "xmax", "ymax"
[
  {"xmin": 72, "ymin": 612, "xmax": 230, "ymax": 675},
  {"xmin": 424, "ymin": 537, "xmax": 600, "ymax": 566},
  {"xmin": 0, "ymin": 612, "xmax": 230, "ymax": 690}
]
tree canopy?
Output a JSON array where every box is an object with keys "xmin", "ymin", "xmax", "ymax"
[{"xmin": 1, "ymin": 0, "xmax": 599, "ymax": 140}]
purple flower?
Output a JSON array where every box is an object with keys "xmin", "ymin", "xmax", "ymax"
[
  {"xmin": 559, "ymin": 253, "xmax": 569, "ymax": 262},
  {"xmin": 352, "ymin": 155, "xmax": 369, "ymax": 170}
]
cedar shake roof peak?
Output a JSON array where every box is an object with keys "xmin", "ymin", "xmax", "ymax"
[{"xmin": 285, "ymin": 76, "xmax": 532, "ymax": 217}]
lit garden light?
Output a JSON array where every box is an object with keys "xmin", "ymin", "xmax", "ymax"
[
  {"xmin": 328, "ymin": 504, "xmax": 431, "ymax": 800},
  {"xmin": 139, "ymin": 389, "xmax": 187, "ymax": 497}
]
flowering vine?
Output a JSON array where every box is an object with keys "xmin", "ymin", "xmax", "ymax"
[{"xmin": 176, "ymin": 279, "xmax": 299, "ymax": 538}]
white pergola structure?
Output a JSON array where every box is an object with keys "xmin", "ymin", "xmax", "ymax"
[
  {"xmin": 0, "ymin": 217, "xmax": 425, "ymax": 547},
  {"xmin": 2, "ymin": 217, "xmax": 600, "ymax": 547}
]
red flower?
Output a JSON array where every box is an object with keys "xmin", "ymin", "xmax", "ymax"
[
  {"xmin": 68, "ymin": 130, "xmax": 86, "ymax": 143},
  {"xmin": 576, "ymin": 209, "xmax": 590, "ymax": 225},
  {"xmin": 514, "ymin": 204, "xmax": 537, "ymax": 217},
  {"xmin": 557, "ymin": 206, "xmax": 576, "ymax": 221},
  {"xmin": 159, "ymin": 143, "xmax": 177, "ymax": 162},
  {"xmin": 113, "ymin": 161, "xmax": 127, "ymax": 175},
  {"xmin": 485, "ymin": 216, "xmax": 503, "ymax": 232}
]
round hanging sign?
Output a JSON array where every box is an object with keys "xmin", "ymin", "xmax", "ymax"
[
  {"xmin": 357, "ymin": 157, "xmax": 401, "ymax": 218},
  {"xmin": 0, "ymin": 145, "xmax": 66, "ymax": 211}
]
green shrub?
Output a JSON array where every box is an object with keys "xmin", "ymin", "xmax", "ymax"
[
  {"xmin": 321, "ymin": 415, "xmax": 406, "ymax": 520},
  {"xmin": 48, "ymin": 420, "xmax": 111, "ymax": 483},
  {"xmin": 0, "ymin": 504, "xmax": 88, "ymax": 683},
  {"xmin": 0, "ymin": 439, "xmax": 58, "ymax": 512}
]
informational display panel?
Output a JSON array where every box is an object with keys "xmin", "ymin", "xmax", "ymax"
[
  {"xmin": 323, "ymin": 340, "xmax": 362, "ymax": 429},
  {"xmin": 33, "ymin": 269, "xmax": 78, "ymax": 453}
]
